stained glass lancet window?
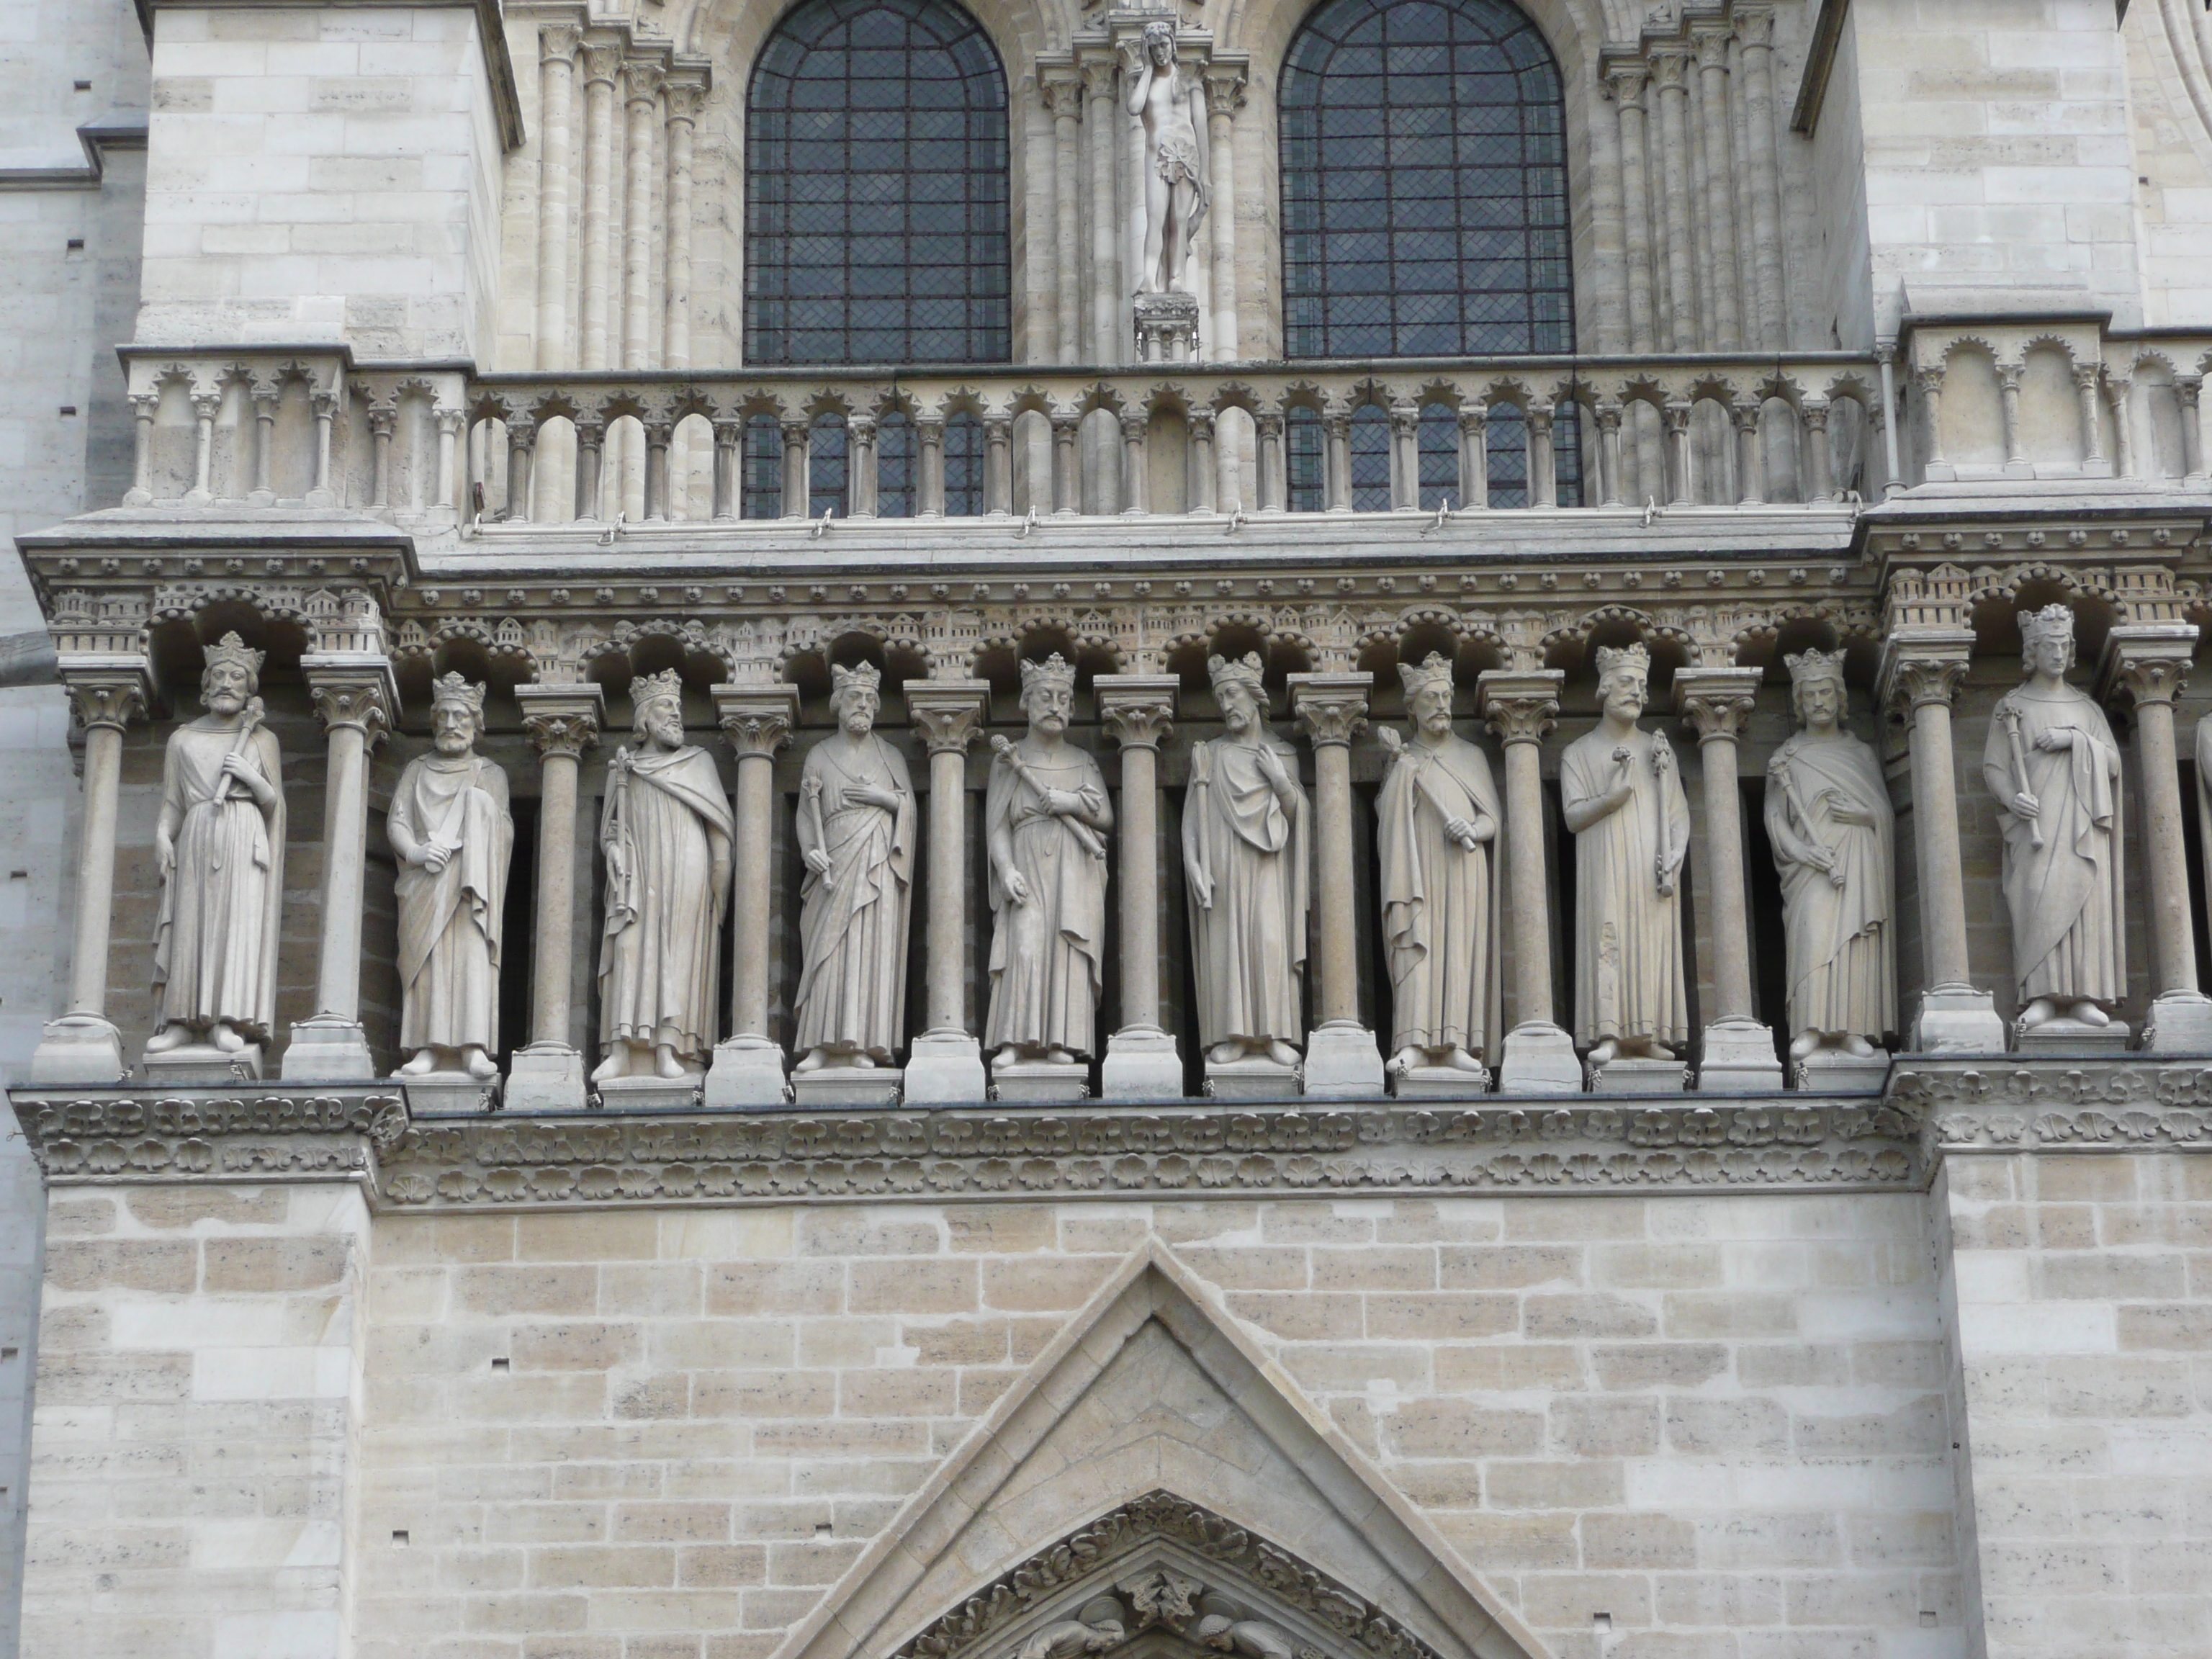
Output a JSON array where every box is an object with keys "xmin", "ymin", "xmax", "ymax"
[
  {"xmin": 1280, "ymin": 0, "xmax": 1573, "ymax": 361},
  {"xmin": 746, "ymin": 0, "xmax": 1011, "ymax": 366}
]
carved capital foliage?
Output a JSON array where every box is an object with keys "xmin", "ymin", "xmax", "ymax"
[
  {"xmin": 523, "ymin": 711, "xmax": 602, "ymax": 760},
  {"xmin": 1202, "ymin": 63, "xmax": 1248, "ymax": 111},
  {"xmin": 1042, "ymin": 71, "xmax": 1085, "ymax": 120},
  {"xmin": 1605, "ymin": 63, "xmax": 1650, "ymax": 107},
  {"xmin": 1082, "ymin": 58, "xmax": 1118, "ymax": 98},
  {"xmin": 2111, "ymin": 654, "xmax": 2192, "ymax": 709},
  {"xmin": 663, "ymin": 78, "xmax": 707, "ymax": 124},
  {"xmin": 624, "ymin": 60, "xmax": 665, "ymax": 105},
  {"xmin": 912, "ymin": 701, "xmax": 988, "ymax": 755},
  {"xmin": 308, "ymin": 677, "xmax": 392, "ymax": 745},
  {"xmin": 579, "ymin": 39, "xmax": 623, "ymax": 84},
  {"xmin": 61, "ymin": 673, "xmax": 148, "ymax": 734},
  {"xmin": 1290, "ymin": 682, "xmax": 1370, "ymax": 749},
  {"xmin": 1679, "ymin": 690, "xmax": 1756, "ymax": 744},
  {"xmin": 1480, "ymin": 670, "xmax": 1563, "ymax": 747},
  {"xmin": 715, "ymin": 685, "xmax": 799, "ymax": 760},
  {"xmin": 1100, "ymin": 701, "xmax": 1174, "ymax": 750},
  {"xmin": 1649, "ymin": 48, "xmax": 1690, "ymax": 89},
  {"xmin": 1734, "ymin": 4, "xmax": 1776, "ymax": 50},
  {"xmin": 1886, "ymin": 655, "xmax": 1969, "ymax": 714},
  {"xmin": 539, "ymin": 22, "xmax": 583, "ymax": 63}
]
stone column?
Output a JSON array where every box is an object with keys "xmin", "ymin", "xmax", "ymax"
[
  {"xmin": 1735, "ymin": 5, "xmax": 1785, "ymax": 349},
  {"xmin": 30, "ymin": 657, "xmax": 151, "ymax": 1084},
  {"xmin": 1323, "ymin": 412, "xmax": 1352, "ymax": 511},
  {"xmin": 2103, "ymin": 625, "xmax": 2212, "ymax": 1051},
  {"xmin": 1879, "ymin": 634, "xmax": 2006, "ymax": 1051},
  {"xmin": 781, "ymin": 417, "xmax": 809, "ymax": 519},
  {"xmin": 574, "ymin": 410, "xmax": 605, "ymax": 520},
  {"xmin": 1096, "ymin": 675, "xmax": 1182, "ymax": 1097},
  {"xmin": 1044, "ymin": 71, "xmax": 1084, "ymax": 364},
  {"xmin": 1051, "ymin": 411, "xmax": 1082, "ymax": 514},
  {"xmin": 248, "ymin": 379, "xmax": 279, "ymax": 505},
  {"xmin": 1290, "ymin": 673, "xmax": 1385, "ymax": 1097},
  {"xmin": 1607, "ymin": 64, "xmax": 1655, "ymax": 352},
  {"xmin": 1479, "ymin": 670, "xmax": 1581, "ymax": 1090},
  {"xmin": 706, "ymin": 683, "xmax": 799, "ymax": 1107},
  {"xmin": 1204, "ymin": 63, "xmax": 1245, "ymax": 361},
  {"xmin": 1388, "ymin": 400, "xmax": 1419, "ymax": 512},
  {"xmin": 1120, "ymin": 408, "xmax": 1149, "ymax": 513},
  {"xmin": 1084, "ymin": 58, "xmax": 1120, "ymax": 361},
  {"xmin": 1691, "ymin": 26, "xmax": 1743, "ymax": 350},
  {"xmin": 1801, "ymin": 397, "xmax": 1833, "ymax": 502},
  {"xmin": 622, "ymin": 59, "xmax": 664, "ymax": 374},
  {"xmin": 2179, "ymin": 373, "xmax": 2206, "ymax": 480},
  {"xmin": 125, "ymin": 390, "xmax": 157, "ymax": 505},
  {"xmin": 1676, "ymin": 668, "xmax": 1783, "ymax": 1090},
  {"xmin": 186, "ymin": 390, "xmax": 217, "ymax": 505},
  {"xmin": 984, "ymin": 415, "xmax": 1013, "ymax": 516},
  {"xmin": 536, "ymin": 23, "xmax": 580, "ymax": 368},
  {"xmin": 509, "ymin": 682, "xmax": 603, "ymax": 1110},
  {"xmin": 711, "ymin": 416, "xmax": 739, "ymax": 519},
  {"xmin": 1256, "ymin": 410, "xmax": 1286, "ymax": 512},
  {"xmin": 1458, "ymin": 406, "xmax": 1489, "ymax": 509},
  {"xmin": 1730, "ymin": 396, "xmax": 1764, "ymax": 504},
  {"xmin": 1997, "ymin": 363, "xmax": 2028, "ymax": 475},
  {"xmin": 283, "ymin": 653, "xmax": 395, "ymax": 1081},
  {"xmin": 1651, "ymin": 49, "xmax": 1699, "ymax": 349},
  {"xmin": 848, "ymin": 414, "xmax": 878, "ymax": 518},
  {"xmin": 504, "ymin": 413, "xmax": 536, "ymax": 521},
  {"xmin": 578, "ymin": 35, "xmax": 621, "ymax": 370},
  {"xmin": 1189, "ymin": 409, "xmax": 1218, "ymax": 515},
  {"xmin": 904, "ymin": 679, "xmax": 990, "ymax": 1102},
  {"xmin": 1595, "ymin": 401, "xmax": 1624, "ymax": 508},
  {"xmin": 436, "ymin": 406, "xmax": 464, "ymax": 513},
  {"xmin": 2074, "ymin": 364, "xmax": 2108, "ymax": 472},
  {"xmin": 663, "ymin": 72, "xmax": 706, "ymax": 369}
]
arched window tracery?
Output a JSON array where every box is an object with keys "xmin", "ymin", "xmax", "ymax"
[{"xmin": 745, "ymin": 0, "xmax": 1012, "ymax": 366}]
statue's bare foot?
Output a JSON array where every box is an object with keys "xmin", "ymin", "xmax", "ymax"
[
  {"xmin": 992, "ymin": 1046, "xmax": 1021, "ymax": 1069},
  {"xmin": 1047, "ymin": 1048, "xmax": 1075, "ymax": 1066},
  {"xmin": 1788, "ymin": 1030, "xmax": 1822, "ymax": 1062},
  {"xmin": 145, "ymin": 1022, "xmax": 193, "ymax": 1055},
  {"xmin": 850, "ymin": 1052, "xmax": 876, "ymax": 1070},
  {"xmin": 1444, "ymin": 1046, "xmax": 1486, "ymax": 1074},
  {"xmin": 794, "ymin": 1048, "xmax": 827, "ymax": 1073},
  {"xmin": 211, "ymin": 1021, "xmax": 246, "ymax": 1053},
  {"xmin": 2068, "ymin": 1000, "xmax": 2110, "ymax": 1028},
  {"xmin": 2018, "ymin": 997, "xmax": 2058, "ymax": 1032},
  {"xmin": 1266, "ymin": 1040, "xmax": 1299, "ymax": 1068},
  {"xmin": 1391, "ymin": 1046, "xmax": 1422, "ymax": 1074},
  {"xmin": 589, "ymin": 1049, "xmax": 628, "ymax": 1084},
  {"xmin": 462, "ymin": 1046, "xmax": 497, "ymax": 1080},
  {"xmin": 399, "ymin": 1048, "xmax": 438, "ymax": 1076},
  {"xmin": 1208, "ymin": 1042, "xmax": 1242, "ymax": 1066},
  {"xmin": 654, "ymin": 1045, "xmax": 685, "ymax": 1081},
  {"xmin": 1586, "ymin": 1038, "xmax": 1619, "ymax": 1066},
  {"xmin": 1842, "ymin": 1033, "xmax": 1877, "ymax": 1058}
]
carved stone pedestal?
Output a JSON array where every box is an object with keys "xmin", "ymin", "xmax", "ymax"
[
  {"xmin": 904, "ymin": 1033, "xmax": 987, "ymax": 1104},
  {"xmin": 595, "ymin": 1075, "xmax": 705, "ymax": 1112},
  {"xmin": 1794, "ymin": 1050, "xmax": 1891, "ymax": 1095},
  {"xmin": 280, "ymin": 1015, "xmax": 376, "ymax": 1082},
  {"xmin": 505, "ymin": 1043, "xmax": 588, "ymax": 1112},
  {"xmin": 28, "ymin": 1014, "xmax": 127, "ymax": 1085},
  {"xmin": 1101, "ymin": 1027, "xmax": 1183, "ymax": 1100},
  {"xmin": 1391, "ymin": 1064, "xmax": 1492, "ymax": 1100},
  {"xmin": 143, "ymin": 1044, "xmax": 264, "ymax": 1084},
  {"xmin": 2142, "ymin": 992, "xmax": 2212, "ymax": 1053},
  {"xmin": 1205, "ymin": 1056, "xmax": 1300, "ymax": 1100},
  {"xmin": 1587, "ymin": 1056, "xmax": 1689, "ymax": 1095},
  {"xmin": 1496, "ymin": 1021, "xmax": 1583, "ymax": 1094},
  {"xmin": 992, "ymin": 1059, "xmax": 1089, "ymax": 1103},
  {"xmin": 1133, "ymin": 292, "xmax": 1200, "ymax": 361},
  {"xmin": 1695, "ymin": 1016, "xmax": 1785, "ymax": 1093},
  {"xmin": 1912, "ymin": 986, "xmax": 2008, "ymax": 1053},
  {"xmin": 403, "ymin": 1075, "xmax": 499, "ymax": 1117},
  {"xmin": 1302, "ymin": 1022, "xmax": 1386, "ymax": 1099},
  {"xmin": 792, "ymin": 1068, "xmax": 904, "ymax": 1107},
  {"xmin": 703, "ymin": 1037, "xmax": 791, "ymax": 1110},
  {"xmin": 2015, "ymin": 1018, "xmax": 2131, "ymax": 1056}
]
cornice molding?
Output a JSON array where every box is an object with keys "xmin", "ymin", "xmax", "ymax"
[{"xmin": 1898, "ymin": 1058, "xmax": 2212, "ymax": 1152}]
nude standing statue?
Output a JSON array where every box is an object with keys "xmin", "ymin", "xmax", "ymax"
[
  {"xmin": 1983, "ymin": 604, "xmax": 2125, "ymax": 1033},
  {"xmin": 986, "ymin": 654, "xmax": 1113, "ymax": 1068},
  {"xmin": 1560, "ymin": 643, "xmax": 1690, "ymax": 1064},
  {"xmin": 1764, "ymin": 649, "xmax": 1894, "ymax": 1061},
  {"xmin": 1124, "ymin": 19, "xmax": 1210, "ymax": 296},
  {"xmin": 1183, "ymin": 652, "xmax": 1308, "ymax": 1067},
  {"xmin": 1375, "ymin": 653, "xmax": 1500, "ymax": 1076},
  {"xmin": 390, "ymin": 673, "xmax": 513, "ymax": 1080},
  {"xmin": 595, "ymin": 671, "xmax": 733, "ymax": 1082},
  {"xmin": 793, "ymin": 662, "xmax": 915, "ymax": 1072},
  {"xmin": 146, "ymin": 632, "xmax": 284, "ymax": 1060}
]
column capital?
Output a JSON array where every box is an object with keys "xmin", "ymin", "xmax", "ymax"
[
  {"xmin": 1202, "ymin": 61, "xmax": 1248, "ymax": 111},
  {"xmin": 539, "ymin": 21, "xmax": 582, "ymax": 63},
  {"xmin": 1877, "ymin": 629, "xmax": 1974, "ymax": 716},
  {"xmin": 1041, "ymin": 66, "xmax": 1085, "ymax": 119},
  {"xmin": 1478, "ymin": 668, "xmax": 1563, "ymax": 746},
  {"xmin": 1649, "ymin": 45, "xmax": 1691, "ymax": 89},
  {"xmin": 301, "ymin": 654, "xmax": 395, "ymax": 745},
  {"xmin": 579, "ymin": 34, "xmax": 624, "ymax": 85},
  {"xmin": 1673, "ymin": 666, "xmax": 1763, "ymax": 745},
  {"xmin": 713, "ymin": 683, "xmax": 800, "ymax": 758},
  {"xmin": 1733, "ymin": 4, "xmax": 1776, "ymax": 50},
  {"xmin": 55, "ymin": 656, "xmax": 152, "ymax": 735},
  {"xmin": 517, "ymin": 680, "xmax": 605, "ymax": 758},
  {"xmin": 1082, "ymin": 58, "xmax": 1118, "ymax": 99},
  {"xmin": 1288, "ymin": 671, "xmax": 1372, "ymax": 748},
  {"xmin": 1094, "ymin": 673, "xmax": 1179, "ymax": 750},
  {"xmin": 904, "ymin": 678, "xmax": 990, "ymax": 754},
  {"xmin": 2099, "ymin": 621, "xmax": 2200, "ymax": 711},
  {"xmin": 1604, "ymin": 60, "xmax": 1650, "ymax": 107},
  {"xmin": 624, "ymin": 58, "xmax": 666, "ymax": 107},
  {"xmin": 1691, "ymin": 22, "xmax": 1732, "ymax": 71},
  {"xmin": 664, "ymin": 70, "xmax": 709, "ymax": 124}
]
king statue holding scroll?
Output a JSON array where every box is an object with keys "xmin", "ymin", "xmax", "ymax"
[
  {"xmin": 390, "ymin": 673, "xmax": 513, "ymax": 1080},
  {"xmin": 595, "ymin": 671, "xmax": 733, "ymax": 1082},
  {"xmin": 986, "ymin": 654, "xmax": 1113, "ymax": 1068},
  {"xmin": 1764, "ymin": 649, "xmax": 1894, "ymax": 1061},
  {"xmin": 794, "ymin": 662, "xmax": 915, "ymax": 1072},
  {"xmin": 1375, "ymin": 653, "xmax": 1500, "ymax": 1076},
  {"xmin": 1982, "ymin": 604, "xmax": 2125, "ymax": 1032},
  {"xmin": 1183, "ymin": 652, "xmax": 1309, "ymax": 1068},
  {"xmin": 1561, "ymin": 643, "xmax": 1690, "ymax": 1064},
  {"xmin": 146, "ymin": 632, "xmax": 285, "ymax": 1061}
]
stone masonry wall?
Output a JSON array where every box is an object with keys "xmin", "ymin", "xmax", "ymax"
[
  {"xmin": 1939, "ymin": 1151, "xmax": 2212, "ymax": 1659},
  {"xmin": 351, "ymin": 1193, "xmax": 1963, "ymax": 1659}
]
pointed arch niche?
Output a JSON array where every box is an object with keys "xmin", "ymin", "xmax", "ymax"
[{"xmin": 770, "ymin": 1245, "xmax": 1543, "ymax": 1659}]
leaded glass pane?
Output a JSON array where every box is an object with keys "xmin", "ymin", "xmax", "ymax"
[
  {"xmin": 742, "ymin": 414, "xmax": 783, "ymax": 519},
  {"xmin": 810, "ymin": 414, "xmax": 848, "ymax": 518},
  {"xmin": 747, "ymin": 0, "xmax": 1010, "ymax": 366},
  {"xmin": 1287, "ymin": 408, "xmax": 1324, "ymax": 513},
  {"xmin": 945, "ymin": 412, "xmax": 984, "ymax": 516},
  {"xmin": 1349, "ymin": 405, "xmax": 1391, "ymax": 513}
]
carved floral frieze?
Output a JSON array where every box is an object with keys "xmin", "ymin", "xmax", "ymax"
[{"xmin": 1897, "ymin": 1061, "xmax": 2212, "ymax": 1151}]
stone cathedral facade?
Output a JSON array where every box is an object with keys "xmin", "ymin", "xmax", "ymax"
[{"xmin": 8, "ymin": 0, "xmax": 2212, "ymax": 1656}]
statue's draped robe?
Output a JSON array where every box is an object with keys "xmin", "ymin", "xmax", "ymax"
[
  {"xmin": 985, "ymin": 740, "xmax": 1109, "ymax": 1056},
  {"xmin": 794, "ymin": 735, "xmax": 914, "ymax": 1058},
  {"xmin": 392, "ymin": 755, "xmax": 512, "ymax": 1054},
  {"xmin": 1375, "ymin": 734, "xmax": 1501, "ymax": 1060},
  {"xmin": 154, "ymin": 719, "xmax": 285, "ymax": 1038},
  {"xmin": 1982, "ymin": 685, "xmax": 2126, "ymax": 1004},
  {"xmin": 1562, "ymin": 727, "xmax": 1690, "ymax": 1048},
  {"xmin": 598, "ymin": 745, "xmax": 732, "ymax": 1062},
  {"xmin": 1765, "ymin": 732, "xmax": 1895, "ymax": 1040},
  {"xmin": 1184, "ymin": 736, "xmax": 1309, "ymax": 1048}
]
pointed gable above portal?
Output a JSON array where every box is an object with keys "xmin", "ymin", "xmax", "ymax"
[{"xmin": 771, "ymin": 1241, "xmax": 1546, "ymax": 1659}]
